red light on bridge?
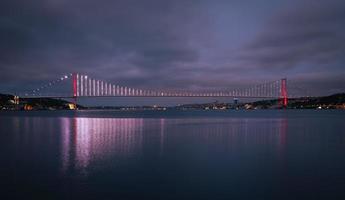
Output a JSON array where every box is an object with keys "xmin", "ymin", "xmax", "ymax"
[{"xmin": 280, "ymin": 78, "xmax": 288, "ymax": 108}]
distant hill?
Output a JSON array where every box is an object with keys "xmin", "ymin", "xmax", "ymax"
[
  {"xmin": 174, "ymin": 93, "xmax": 345, "ymax": 110},
  {"xmin": 0, "ymin": 93, "xmax": 81, "ymax": 110},
  {"xmin": 0, "ymin": 94, "xmax": 15, "ymax": 105},
  {"xmin": 311, "ymin": 93, "xmax": 345, "ymax": 104},
  {"xmin": 288, "ymin": 93, "xmax": 345, "ymax": 109},
  {"xmin": 247, "ymin": 93, "xmax": 345, "ymax": 109}
]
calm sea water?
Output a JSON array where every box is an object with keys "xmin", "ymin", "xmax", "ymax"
[{"xmin": 1, "ymin": 110, "xmax": 345, "ymax": 199}]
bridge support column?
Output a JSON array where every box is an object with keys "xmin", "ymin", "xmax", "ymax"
[
  {"xmin": 72, "ymin": 73, "xmax": 78, "ymax": 110},
  {"xmin": 280, "ymin": 78, "xmax": 288, "ymax": 108}
]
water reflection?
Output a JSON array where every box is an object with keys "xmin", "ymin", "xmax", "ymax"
[
  {"xmin": 61, "ymin": 118, "xmax": 145, "ymax": 173},
  {"xmin": 163, "ymin": 118, "xmax": 288, "ymax": 149},
  {"xmin": 160, "ymin": 118, "xmax": 166, "ymax": 155},
  {"xmin": 60, "ymin": 117, "xmax": 288, "ymax": 174},
  {"xmin": 3, "ymin": 111, "xmax": 345, "ymax": 199}
]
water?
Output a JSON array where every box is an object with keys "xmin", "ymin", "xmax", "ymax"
[{"xmin": 1, "ymin": 110, "xmax": 345, "ymax": 199}]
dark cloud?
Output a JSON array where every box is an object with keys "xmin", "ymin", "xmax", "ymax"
[
  {"xmin": 0, "ymin": 0, "xmax": 344, "ymax": 100},
  {"xmin": 0, "ymin": 0, "xmax": 205, "ymax": 86},
  {"xmin": 237, "ymin": 0, "xmax": 345, "ymax": 70}
]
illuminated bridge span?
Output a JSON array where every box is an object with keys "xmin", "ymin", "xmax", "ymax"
[{"xmin": 20, "ymin": 73, "xmax": 289, "ymax": 107}]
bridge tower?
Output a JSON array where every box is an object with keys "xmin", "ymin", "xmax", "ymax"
[
  {"xmin": 280, "ymin": 78, "xmax": 288, "ymax": 108},
  {"xmin": 72, "ymin": 73, "xmax": 78, "ymax": 110}
]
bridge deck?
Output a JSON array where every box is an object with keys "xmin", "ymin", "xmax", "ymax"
[{"xmin": 20, "ymin": 95, "xmax": 279, "ymax": 99}]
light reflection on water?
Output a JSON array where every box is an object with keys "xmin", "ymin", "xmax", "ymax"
[
  {"xmin": 60, "ymin": 118, "xmax": 147, "ymax": 174},
  {"xmin": 58, "ymin": 117, "xmax": 288, "ymax": 175},
  {"xmin": 2, "ymin": 110, "xmax": 345, "ymax": 199}
]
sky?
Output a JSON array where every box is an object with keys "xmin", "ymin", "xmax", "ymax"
[{"xmin": 1, "ymin": 0, "xmax": 344, "ymax": 105}]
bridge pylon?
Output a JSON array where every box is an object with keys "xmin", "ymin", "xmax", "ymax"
[
  {"xmin": 72, "ymin": 73, "xmax": 78, "ymax": 110},
  {"xmin": 280, "ymin": 78, "xmax": 288, "ymax": 108}
]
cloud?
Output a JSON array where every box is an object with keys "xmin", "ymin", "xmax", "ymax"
[
  {"xmin": 234, "ymin": 0, "xmax": 345, "ymax": 70},
  {"xmin": 0, "ymin": 0, "xmax": 205, "ymax": 87},
  {"xmin": 0, "ymin": 0, "xmax": 344, "ymax": 98}
]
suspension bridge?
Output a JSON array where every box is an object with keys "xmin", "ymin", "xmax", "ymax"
[{"xmin": 17, "ymin": 73, "xmax": 292, "ymax": 108}]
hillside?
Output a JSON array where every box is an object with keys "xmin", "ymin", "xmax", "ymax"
[
  {"xmin": 288, "ymin": 93, "xmax": 345, "ymax": 109},
  {"xmin": 0, "ymin": 93, "xmax": 79, "ymax": 110}
]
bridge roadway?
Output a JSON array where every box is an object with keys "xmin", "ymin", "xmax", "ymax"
[{"xmin": 20, "ymin": 95, "xmax": 279, "ymax": 99}]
